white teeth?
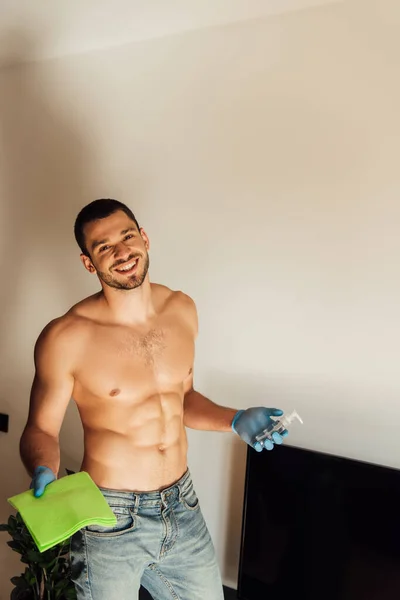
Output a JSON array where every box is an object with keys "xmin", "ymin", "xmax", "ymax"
[{"xmin": 117, "ymin": 259, "xmax": 137, "ymax": 272}]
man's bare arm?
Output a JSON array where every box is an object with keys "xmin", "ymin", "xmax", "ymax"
[
  {"xmin": 180, "ymin": 295, "xmax": 237, "ymax": 431},
  {"xmin": 181, "ymin": 299, "xmax": 287, "ymax": 448},
  {"xmin": 20, "ymin": 320, "xmax": 75, "ymax": 477},
  {"xmin": 183, "ymin": 374, "xmax": 237, "ymax": 432}
]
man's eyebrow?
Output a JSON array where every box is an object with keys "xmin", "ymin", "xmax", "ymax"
[
  {"xmin": 91, "ymin": 238, "xmax": 108, "ymax": 251},
  {"xmin": 91, "ymin": 228, "xmax": 136, "ymax": 251}
]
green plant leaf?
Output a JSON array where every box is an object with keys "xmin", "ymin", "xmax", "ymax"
[
  {"xmin": 24, "ymin": 569, "xmax": 37, "ymax": 586},
  {"xmin": 38, "ymin": 558, "xmax": 57, "ymax": 570},
  {"xmin": 62, "ymin": 587, "xmax": 78, "ymax": 600},
  {"xmin": 7, "ymin": 540, "xmax": 23, "ymax": 553},
  {"xmin": 51, "ymin": 559, "xmax": 66, "ymax": 575},
  {"xmin": 8, "ymin": 515, "xmax": 19, "ymax": 531},
  {"xmin": 11, "ymin": 587, "xmax": 35, "ymax": 600},
  {"xmin": 57, "ymin": 579, "xmax": 70, "ymax": 590},
  {"xmin": 59, "ymin": 542, "xmax": 71, "ymax": 555},
  {"xmin": 4, "ymin": 511, "xmax": 77, "ymax": 599},
  {"xmin": 20, "ymin": 556, "xmax": 30, "ymax": 564},
  {"xmin": 10, "ymin": 575, "xmax": 28, "ymax": 587},
  {"xmin": 25, "ymin": 549, "xmax": 42, "ymax": 563}
]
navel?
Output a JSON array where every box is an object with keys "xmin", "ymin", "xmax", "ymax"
[{"xmin": 110, "ymin": 388, "xmax": 121, "ymax": 397}]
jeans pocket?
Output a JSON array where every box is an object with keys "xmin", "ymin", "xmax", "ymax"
[
  {"xmin": 85, "ymin": 508, "xmax": 136, "ymax": 538},
  {"xmin": 180, "ymin": 484, "xmax": 200, "ymax": 511}
]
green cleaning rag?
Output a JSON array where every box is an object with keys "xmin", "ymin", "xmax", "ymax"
[{"xmin": 8, "ymin": 471, "xmax": 117, "ymax": 552}]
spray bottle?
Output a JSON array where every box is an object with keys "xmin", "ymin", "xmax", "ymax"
[{"xmin": 255, "ymin": 410, "xmax": 303, "ymax": 446}]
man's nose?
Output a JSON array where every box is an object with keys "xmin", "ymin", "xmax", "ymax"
[{"xmin": 114, "ymin": 242, "xmax": 130, "ymax": 260}]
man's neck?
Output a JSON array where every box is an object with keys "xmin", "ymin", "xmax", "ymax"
[{"xmin": 99, "ymin": 277, "xmax": 155, "ymax": 326}]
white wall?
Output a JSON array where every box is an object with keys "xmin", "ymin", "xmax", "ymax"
[{"xmin": 1, "ymin": 0, "xmax": 400, "ymax": 594}]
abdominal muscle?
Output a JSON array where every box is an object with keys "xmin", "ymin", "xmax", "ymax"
[{"xmin": 75, "ymin": 389, "xmax": 188, "ymax": 492}]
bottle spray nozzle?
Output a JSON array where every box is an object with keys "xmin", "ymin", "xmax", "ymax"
[
  {"xmin": 280, "ymin": 410, "xmax": 303, "ymax": 428},
  {"xmin": 255, "ymin": 409, "xmax": 304, "ymax": 444}
]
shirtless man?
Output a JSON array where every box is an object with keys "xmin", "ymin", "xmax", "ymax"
[{"xmin": 19, "ymin": 199, "xmax": 286, "ymax": 600}]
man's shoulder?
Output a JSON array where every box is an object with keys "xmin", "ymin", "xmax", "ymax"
[
  {"xmin": 35, "ymin": 314, "xmax": 80, "ymax": 351},
  {"xmin": 153, "ymin": 284, "xmax": 198, "ymax": 335},
  {"xmin": 35, "ymin": 295, "xmax": 98, "ymax": 351},
  {"xmin": 153, "ymin": 284, "xmax": 196, "ymax": 312}
]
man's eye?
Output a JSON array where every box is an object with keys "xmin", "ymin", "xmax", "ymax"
[
  {"xmin": 124, "ymin": 235, "xmax": 133, "ymax": 240},
  {"xmin": 100, "ymin": 245, "xmax": 110, "ymax": 253}
]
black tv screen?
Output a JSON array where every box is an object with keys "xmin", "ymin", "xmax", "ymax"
[{"xmin": 238, "ymin": 444, "xmax": 400, "ymax": 600}]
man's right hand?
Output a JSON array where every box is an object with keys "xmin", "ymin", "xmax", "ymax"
[{"xmin": 31, "ymin": 466, "xmax": 56, "ymax": 498}]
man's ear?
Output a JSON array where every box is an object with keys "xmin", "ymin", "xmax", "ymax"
[
  {"xmin": 140, "ymin": 228, "xmax": 150, "ymax": 250},
  {"xmin": 80, "ymin": 253, "xmax": 96, "ymax": 273}
]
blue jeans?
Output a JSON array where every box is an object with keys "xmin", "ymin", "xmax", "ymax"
[{"xmin": 70, "ymin": 470, "xmax": 224, "ymax": 600}]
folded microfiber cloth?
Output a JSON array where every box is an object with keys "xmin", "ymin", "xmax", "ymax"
[{"xmin": 8, "ymin": 471, "xmax": 117, "ymax": 552}]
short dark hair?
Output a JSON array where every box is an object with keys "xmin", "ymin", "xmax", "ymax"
[{"xmin": 74, "ymin": 198, "xmax": 140, "ymax": 256}]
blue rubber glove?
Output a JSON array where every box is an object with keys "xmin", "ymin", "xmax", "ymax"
[
  {"xmin": 30, "ymin": 466, "xmax": 57, "ymax": 498},
  {"xmin": 232, "ymin": 407, "xmax": 288, "ymax": 452}
]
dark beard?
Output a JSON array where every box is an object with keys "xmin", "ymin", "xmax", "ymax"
[{"xmin": 96, "ymin": 253, "xmax": 150, "ymax": 291}]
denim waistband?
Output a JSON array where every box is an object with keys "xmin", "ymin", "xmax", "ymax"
[{"xmin": 97, "ymin": 468, "xmax": 192, "ymax": 509}]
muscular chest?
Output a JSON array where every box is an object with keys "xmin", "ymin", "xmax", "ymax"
[{"xmin": 75, "ymin": 321, "xmax": 194, "ymax": 400}]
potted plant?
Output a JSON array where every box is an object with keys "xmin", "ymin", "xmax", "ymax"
[{"xmin": 1, "ymin": 512, "xmax": 76, "ymax": 600}]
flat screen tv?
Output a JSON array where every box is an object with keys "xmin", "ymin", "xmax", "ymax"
[{"xmin": 238, "ymin": 444, "xmax": 400, "ymax": 600}]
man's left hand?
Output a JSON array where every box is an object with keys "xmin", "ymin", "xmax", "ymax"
[{"xmin": 231, "ymin": 407, "xmax": 288, "ymax": 452}]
